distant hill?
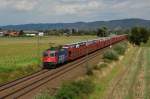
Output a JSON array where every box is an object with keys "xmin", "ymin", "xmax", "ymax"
[{"xmin": 1, "ymin": 18, "xmax": 150, "ymax": 30}]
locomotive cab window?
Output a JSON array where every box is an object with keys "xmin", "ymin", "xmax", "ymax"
[{"xmin": 50, "ymin": 53, "xmax": 55, "ymax": 57}]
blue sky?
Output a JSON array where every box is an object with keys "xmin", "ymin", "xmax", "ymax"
[{"xmin": 0, "ymin": 0, "xmax": 150, "ymax": 25}]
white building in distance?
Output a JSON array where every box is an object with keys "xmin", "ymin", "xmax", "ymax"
[{"xmin": 24, "ymin": 31, "xmax": 44, "ymax": 36}]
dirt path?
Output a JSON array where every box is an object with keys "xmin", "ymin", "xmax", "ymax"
[
  {"xmin": 124, "ymin": 47, "xmax": 145, "ymax": 99},
  {"xmin": 132, "ymin": 63, "xmax": 145, "ymax": 99},
  {"xmin": 104, "ymin": 47, "xmax": 145, "ymax": 99}
]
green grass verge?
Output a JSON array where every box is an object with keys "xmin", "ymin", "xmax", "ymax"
[
  {"xmin": 89, "ymin": 45, "xmax": 136, "ymax": 99},
  {"xmin": 144, "ymin": 48, "xmax": 150, "ymax": 99},
  {"xmin": 141, "ymin": 39, "xmax": 150, "ymax": 99},
  {"xmin": 125, "ymin": 48, "xmax": 143, "ymax": 99}
]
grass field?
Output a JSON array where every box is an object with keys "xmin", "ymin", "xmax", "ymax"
[
  {"xmin": 89, "ymin": 41, "xmax": 150, "ymax": 99},
  {"xmin": 144, "ymin": 48, "xmax": 150, "ymax": 99},
  {"xmin": 89, "ymin": 44, "xmax": 136, "ymax": 99},
  {"xmin": 142, "ymin": 39, "xmax": 150, "ymax": 99},
  {"xmin": 0, "ymin": 36, "xmax": 97, "ymax": 84}
]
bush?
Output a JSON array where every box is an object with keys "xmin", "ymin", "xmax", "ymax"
[
  {"xmin": 100, "ymin": 63, "xmax": 108, "ymax": 68},
  {"xmin": 94, "ymin": 63, "xmax": 108, "ymax": 70},
  {"xmin": 113, "ymin": 43, "xmax": 127, "ymax": 55},
  {"xmin": 35, "ymin": 91, "xmax": 54, "ymax": 99},
  {"xmin": 86, "ymin": 65, "xmax": 93, "ymax": 76},
  {"xmin": 103, "ymin": 50, "xmax": 119, "ymax": 61},
  {"xmin": 103, "ymin": 59, "xmax": 112, "ymax": 63},
  {"xmin": 55, "ymin": 79, "xmax": 95, "ymax": 99}
]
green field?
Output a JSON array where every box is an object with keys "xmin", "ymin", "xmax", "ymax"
[
  {"xmin": 0, "ymin": 36, "xmax": 97, "ymax": 84},
  {"xmin": 144, "ymin": 42, "xmax": 150, "ymax": 99}
]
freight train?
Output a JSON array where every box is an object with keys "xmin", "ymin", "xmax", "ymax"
[{"xmin": 42, "ymin": 35, "xmax": 127, "ymax": 68}]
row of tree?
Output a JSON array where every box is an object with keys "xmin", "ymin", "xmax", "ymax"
[
  {"xmin": 1, "ymin": 26, "xmax": 150, "ymax": 45},
  {"xmin": 44, "ymin": 29, "xmax": 97, "ymax": 36},
  {"xmin": 43, "ymin": 27, "xmax": 121, "ymax": 36},
  {"xmin": 129, "ymin": 27, "xmax": 150, "ymax": 45},
  {"xmin": 96, "ymin": 26, "xmax": 150, "ymax": 46}
]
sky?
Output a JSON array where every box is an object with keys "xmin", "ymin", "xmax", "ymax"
[{"xmin": 0, "ymin": 0, "xmax": 150, "ymax": 25}]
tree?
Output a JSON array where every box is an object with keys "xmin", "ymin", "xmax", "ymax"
[
  {"xmin": 129, "ymin": 27, "xmax": 149, "ymax": 45},
  {"xmin": 97, "ymin": 26, "xmax": 108, "ymax": 37},
  {"xmin": 19, "ymin": 30, "xmax": 24, "ymax": 36},
  {"xmin": 71, "ymin": 29, "xmax": 76, "ymax": 34},
  {"xmin": 97, "ymin": 28, "xmax": 103, "ymax": 37}
]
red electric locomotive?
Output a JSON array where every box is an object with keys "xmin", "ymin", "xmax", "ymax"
[{"xmin": 43, "ymin": 47, "xmax": 68, "ymax": 68}]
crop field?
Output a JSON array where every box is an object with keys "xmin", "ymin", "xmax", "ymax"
[{"xmin": 0, "ymin": 36, "xmax": 97, "ymax": 84}]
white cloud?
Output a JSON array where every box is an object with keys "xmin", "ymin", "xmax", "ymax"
[
  {"xmin": 0, "ymin": 0, "xmax": 150, "ymax": 25},
  {"xmin": 0, "ymin": 0, "xmax": 38, "ymax": 11},
  {"xmin": 54, "ymin": 1, "xmax": 103, "ymax": 15},
  {"xmin": 13, "ymin": 0, "xmax": 37, "ymax": 11}
]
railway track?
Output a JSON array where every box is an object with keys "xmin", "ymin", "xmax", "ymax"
[
  {"xmin": 0, "ymin": 44, "xmax": 110, "ymax": 99},
  {"xmin": 0, "ymin": 70, "xmax": 49, "ymax": 91}
]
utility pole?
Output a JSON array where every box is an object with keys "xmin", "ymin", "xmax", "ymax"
[
  {"xmin": 85, "ymin": 37, "xmax": 92, "ymax": 75},
  {"xmin": 86, "ymin": 39, "xmax": 89, "ymax": 67},
  {"xmin": 37, "ymin": 33, "xmax": 41, "ymax": 67}
]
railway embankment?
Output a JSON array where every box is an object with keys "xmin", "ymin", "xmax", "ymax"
[{"xmin": 36, "ymin": 41, "xmax": 129, "ymax": 99}]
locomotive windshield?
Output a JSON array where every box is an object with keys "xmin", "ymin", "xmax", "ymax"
[{"xmin": 50, "ymin": 53, "xmax": 55, "ymax": 57}]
